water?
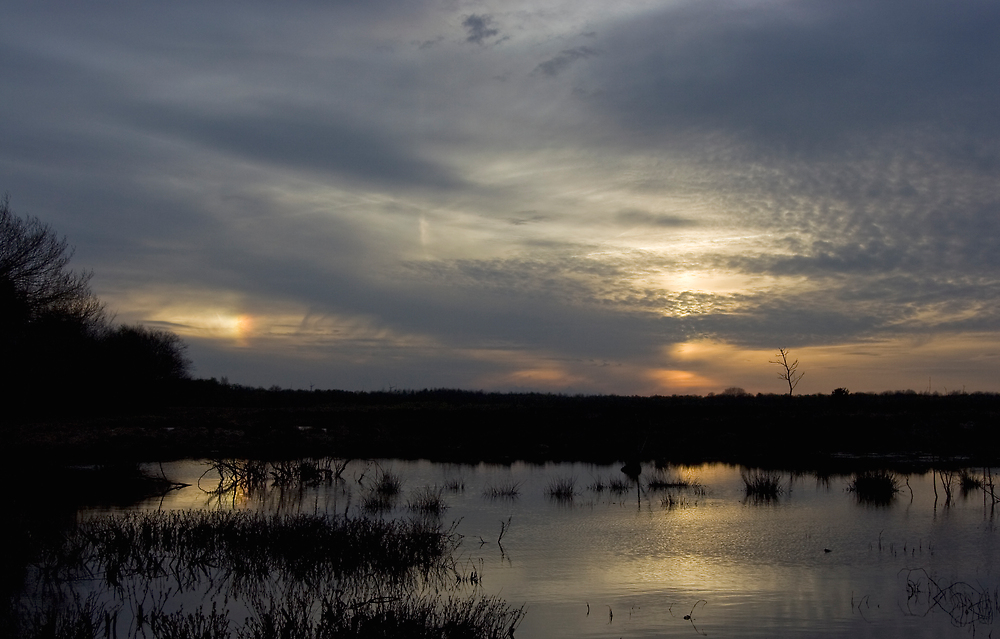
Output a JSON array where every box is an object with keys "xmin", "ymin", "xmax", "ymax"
[{"xmin": 93, "ymin": 461, "xmax": 1000, "ymax": 636}]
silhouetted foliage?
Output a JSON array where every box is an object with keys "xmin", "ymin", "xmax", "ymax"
[
  {"xmin": 101, "ymin": 324, "xmax": 191, "ymax": 382},
  {"xmin": 720, "ymin": 386, "xmax": 749, "ymax": 397},
  {"xmin": 1, "ymin": 196, "xmax": 189, "ymax": 414}
]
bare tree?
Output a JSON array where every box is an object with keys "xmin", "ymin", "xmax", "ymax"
[
  {"xmin": 770, "ymin": 348, "xmax": 804, "ymax": 396},
  {"xmin": 0, "ymin": 193, "xmax": 104, "ymax": 333}
]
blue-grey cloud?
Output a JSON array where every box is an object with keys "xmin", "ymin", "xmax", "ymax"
[
  {"xmin": 589, "ymin": 0, "xmax": 1000, "ymax": 159},
  {"xmin": 128, "ymin": 103, "xmax": 464, "ymax": 190},
  {"xmin": 463, "ymin": 14, "xmax": 500, "ymax": 45},
  {"xmin": 534, "ymin": 46, "xmax": 599, "ymax": 77}
]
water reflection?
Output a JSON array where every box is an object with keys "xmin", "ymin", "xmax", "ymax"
[{"xmin": 13, "ymin": 461, "xmax": 1000, "ymax": 638}]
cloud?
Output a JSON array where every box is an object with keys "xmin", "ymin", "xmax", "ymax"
[
  {"xmin": 615, "ymin": 210, "xmax": 697, "ymax": 228},
  {"xmin": 4, "ymin": 0, "xmax": 1000, "ymax": 393},
  {"xmin": 534, "ymin": 46, "xmax": 599, "ymax": 77},
  {"xmin": 127, "ymin": 103, "xmax": 464, "ymax": 190},
  {"xmin": 463, "ymin": 14, "xmax": 500, "ymax": 45},
  {"xmin": 588, "ymin": 0, "xmax": 1000, "ymax": 159}
]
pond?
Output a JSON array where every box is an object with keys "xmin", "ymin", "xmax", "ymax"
[{"xmin": 22, "ymin": 460, "xmax": 1000, "ymax": 637}]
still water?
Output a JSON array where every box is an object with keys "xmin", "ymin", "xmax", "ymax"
[{"xmin": 121, "ymin": 460, "xmax": 996, "ymax": 637}]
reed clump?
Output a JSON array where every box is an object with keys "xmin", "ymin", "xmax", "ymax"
[
  {"xmin": 482, "ymin": 481, "xmax": 521, "ymax": 499},
  {"xmin": 848, "ymin": 470, "xmax": 900, "ymax": 505},
  {"xmin": 959, "ymin": 470, "xmax": 983, "ymax": 494},
  {"xmin": 546, "ymin": 477, "xmax": 576, "ymax": 500},
  {"xmin": 607, "ymin": 477, "xmax": 633, "ymax": 494},
  {"xmin": 373, "ymin": 470, "xmax": 403, "ymax": 496},
  {"xmin": 646, "ymin": 470, "xmax": 703, "ymax": 494},
  {"xmin": 407, "ymin": 486, "xmax": 449, "ymax": 516},
  {"xmin": 741, "ymin": 469, "xmax": 783, "ymax": 502}
]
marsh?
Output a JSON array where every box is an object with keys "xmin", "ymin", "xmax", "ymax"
[{"xmin": 11, "ymin": 460, "xmax": 999, "ymax": 638}]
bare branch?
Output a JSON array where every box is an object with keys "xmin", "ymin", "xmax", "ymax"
[{"xmin": 769, "ymin": 348, "xmax": 804, "ymax": 396}]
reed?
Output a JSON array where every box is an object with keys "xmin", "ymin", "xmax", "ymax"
[
  {"xmin": 407, "ymin": 486, "xmax": 449, "ymax": 516},
  {"xmin": 546, "ymin": 476, "xmax": 576, "ymax": 500},
  {"xmin": 741, "ymin": 469, "xmax": 782, "ymax": 501},
  {"xmin": 482, "ymin": 481, "xmax": 521, "ymax": 498},
  {"xmin": 373, "ymin": 469, "xmax": 403, "ymax": 496},
  {"xmin": 959, "ymin": 469, "xmax": 982, "ymax": 494},
  {"xmin": 14, "ymin": 510, "xmax": 524, "ymax": 639},
  {"xmin": 848, "ymin": 470, "xmax": 900, "ymax": 505},
  {"xmin": 646, "ymin": 470, "xmax": 702, "ymax": 493},
  {"xmin": 607, "ymin": 477, "xmax": 633, "ymax": 494}
]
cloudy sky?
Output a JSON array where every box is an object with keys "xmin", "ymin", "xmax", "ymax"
[{"xmin": 3, "ymin": 0, "xmax": 999, "ymax": 394}]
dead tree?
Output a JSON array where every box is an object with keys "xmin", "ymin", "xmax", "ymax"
[{"xmin": 770, "ymin": 348, "xmax": 804, "ymax": 396}]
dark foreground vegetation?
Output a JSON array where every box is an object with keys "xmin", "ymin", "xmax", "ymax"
[
  {"xmin": 8, "ymin": 510, "xmax": 523, "ymax": 639},
  {"xmin": 8, "ymin": 383, "xmax": 1000, "ymax": 472}
]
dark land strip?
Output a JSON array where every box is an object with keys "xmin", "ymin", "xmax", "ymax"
[{"xmin": 7, "ymin": 385, "xmax": 1000, "ymax": 472}]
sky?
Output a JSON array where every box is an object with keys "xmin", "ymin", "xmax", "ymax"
[{"xmin": 2, "ymin": 0, "xmax": 999, "ymax": 395}]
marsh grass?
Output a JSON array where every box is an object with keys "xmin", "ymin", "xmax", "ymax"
[
  {"xmin": 373, "ymin": 469, "xmax": 403, "ymax": 496},
  {"xmin": 959, "ymin": 469, "xmax": 983, "ymax": 495},
  {"xmin": 741, "ymin": 469, "xmax": 783, "ymax": 502},
  {"xmin": 362, "ymin": 469, "xmax": 404, "ymax": 512},
  {"xmin": 645, "ymin": 470, "xmax": 703, "ymax": 494},
  {"xmin": 482, "ymin": 481, "xmax": 521, "ymax": 499},
  {"xmin": 546, "ymin": 476, "xmax": 576, "ymax": 500},
  {"xmin": 587, "ymin": 476, "xmax": 608, "ymax": 492},
  {"xmin": 243, "ymin": 592, "xmax": 525, "ymax": 639},
  {"xmin": 848, "ymin": 470, "xmax": 900, "ymax": 506},
  {"xmin": 607, "ymin": 477, "xmax": 633, "ymax": 494},
  {"xmin": 660, "ymin": 493, "xmax": 696, "ymax": 509},
  {"xmin": 407, "ymin": 486, "xmax": 449, "ymax": 516},
  {"xmin": 14, "ymin": 510, "xmax": 523, "ymax": 639}
]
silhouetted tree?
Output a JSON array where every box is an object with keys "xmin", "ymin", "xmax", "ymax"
[
  {"xmin": 2, "ymin": 196, "xmax": 193, "ymax": 413},
  {"xmin": 2, "ymin": 195, "xmax": 109, "ymax": 406},
  {"xmin": 0, "ymin": 194, "xmax": 104, "ymax": 338},
  {"xmin": 770, "ymin": 348, "xmax": 804, "ymax": 396}
]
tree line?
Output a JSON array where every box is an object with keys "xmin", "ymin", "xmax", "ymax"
[{"xmin": 1, "ymin": 195, "xmax": 190, "ymax": 414}]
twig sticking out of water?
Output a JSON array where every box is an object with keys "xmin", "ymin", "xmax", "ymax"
[
  {"xmin": 901, "ymin": 568, "xmax": 1000, "ymax": 628},
  {"xmin": 497, "ymin": 516, "xmax": 512, "ymax": 551}
]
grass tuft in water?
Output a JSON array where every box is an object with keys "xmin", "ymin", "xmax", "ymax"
[
  {"xmin": 374, "ymin": 470, "xmax": 403, "ymax": 496},
  {"xmin": 959, "ymin": 470, "xmax": 983, "ymax": 495},
  {"xmin": 741, "ymin": 469, "xmax": 782, "ymax": 502},
  {"xmin": 546, "ymin": 477, "xmax": 576, "ymax": 500},
  {"xmin": 407, "ymin": 486, "xmax": 449, "ymax": 515},
  {"xmin": 848, "ymin": 470, "xmax": 900, "ymax": 505},
  {"xmin": 483, "ymin": 481, "xmax": 521, "ymax": 499}
]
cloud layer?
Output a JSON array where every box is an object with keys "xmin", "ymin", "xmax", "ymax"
[{"xmin": 2, "ymin": 0, "xmax": 998, "ymax": 394}]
